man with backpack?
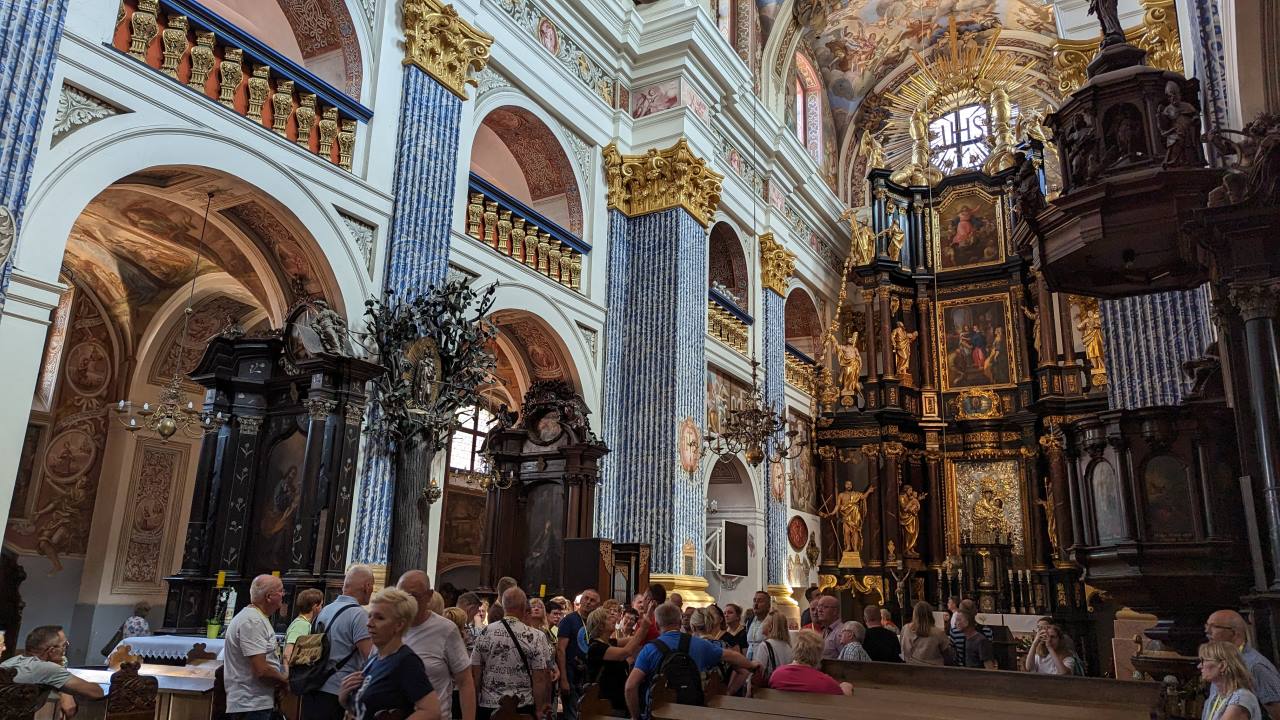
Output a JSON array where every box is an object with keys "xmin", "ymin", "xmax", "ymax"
[
  {"xmin": 295, "ymin": 564, "xmax": 374, "ymax": 719},
  {"xmin": 623, "ymin": 602, "xmax": 759, "ymax": 720}
]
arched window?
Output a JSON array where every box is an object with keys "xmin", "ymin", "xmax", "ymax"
[
  {"xmin": 793, "ymin": 54, "xmax": 823, "ymax": 164},
  {"xmin": 448, "ymin": 405, "xmax": 495, "ymax": 479},
  {"xmin": 929, "ymin": 104, "xmax": 992, "ymax": 172},
  {"xmin": 715, "ymin": 0, "xmax": 732, "ymax": 42}
]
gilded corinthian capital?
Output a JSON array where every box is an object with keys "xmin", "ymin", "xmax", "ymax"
[
  {"xmin": 602, "ymin": 139, "xmax": 723, "ymax": 227},
  {"xmin": 759, "ymin": 233, "xmax": 795, "ymax": 296},
  {"xmin": 403, "ymin": 0, "xmax": 494, "ymax": 100}
]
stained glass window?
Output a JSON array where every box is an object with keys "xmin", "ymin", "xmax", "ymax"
[{"xmin": 929, "ymin": 104, "xmax": 991, "ymax": 173}]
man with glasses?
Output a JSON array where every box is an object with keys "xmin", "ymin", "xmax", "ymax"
[
  {"xmin": 224, "ymin": 575, "xmax": 288, "ymax": 720},
  {"xmin": 1, "ymin": 625, "xmax": 103, "ymax": 718},
  {"xmin": 1205, "ymin": 609, "xmax": 1280, "ymax": 719}
]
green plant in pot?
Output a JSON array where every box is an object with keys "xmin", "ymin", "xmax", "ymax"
[{"xmin": 362, "ymin": 277, "xmax": 498, "ymax": 581}]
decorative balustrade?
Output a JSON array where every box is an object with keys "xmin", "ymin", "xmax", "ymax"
[
  {"xmin": 113, "ymin": 0, "xmax": 372, "ymax": 172},
  {"xmin": 466, "ymin": 173, "xmax": 588, "ymax": 292},
  {"xmin": 785, "ymin": 344, "xmax": 817, "ymax": 394},
  {"xmin": 708, "ymin": 288, "xmax": 751, "ymax": 354}
]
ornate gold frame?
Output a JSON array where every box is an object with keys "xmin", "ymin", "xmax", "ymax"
[
  {"xmin": 943, "ymin": 458, "xmax": 1028, "ymax": 557},
  {"xmin": 935, "ymin": 293, "xmax": 1019, "ymax": 391},
  {"xmin": 930, "ymin": 184, "xmax": 1008, "ymax": 273}
]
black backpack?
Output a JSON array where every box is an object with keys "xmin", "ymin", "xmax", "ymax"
[
  {"xmin": 288, "ymin": 602, "xmax": 361, "ymax": 696},
  {"xmin": 648, "ymin": 634, "xmax": 705, "ymax": 708}
]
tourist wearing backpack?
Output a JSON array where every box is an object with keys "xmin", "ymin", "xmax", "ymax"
[
  {"xmin": 623, "ymin": 603, "xmax": 760, "ymax": 720},
  {"xmin": 296, "ymin": 565, "xmax": 374, "ymax": 719}
]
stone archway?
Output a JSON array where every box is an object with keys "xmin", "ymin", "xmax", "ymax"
[
  {"xmin": 709, "ymin": 222, "xmax": 750, "ymax": 308},
  {"xmin": 4, "ymin": 165, "xmax": 348, "ymax": 664},
  {"xmin": 706, "ymin": 456, "xmax": 763, "ymax": 608},
  {"xmin": 785, "ymin": 286, "xmax": 822, "ymax": 357},
  {"xmin": 469, "ymin": 106, "xmax": 584, "ymax": 236}
]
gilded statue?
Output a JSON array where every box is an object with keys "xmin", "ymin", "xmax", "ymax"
[
  {"xmin": 859, "ymin": 130, "xmax": 886, "ymax": 172},
  {"xmin": 828, "ymin": 329, "xmax": 862, "ymax": 398},
  {"xmin": 890, "ymin": 109, "xmax": 943, "ymax": 186},
  {"xmin": 840, "ymin": 209, "xmax": 877, "ymax": 266},
  {"xmin": 821, "ymin": 480, "xmax": 876, "ymax": 562},
  {"xmin": 1038, "ymin": 478, "xmax": 1062, "ymax": 560},
  {"xmin": 898, "ymin": 484, "xmax": 927, "ymax": 558},
  {"xmin": 1076, "ymin": 298, "xmax": 1107, "ymax": 383},
  {"xmin": 883, "ymin": 216, "xmax": 906, "ymax": 262},
  {"xmin": 890, "ymin": 321, "xmax": 919, "ymax": 384},
  {"xmin": 971, "ymin": 483, "xmax": 1009, "ymax": 542}
]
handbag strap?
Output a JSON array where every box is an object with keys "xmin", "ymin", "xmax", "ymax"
[
  {"xmin": 499, "ymin": 618, "xmax": 536, "ymax": 687},
  {"xmin": 764, "ymin": 640, "xmax": 777, "ymax": 673}
]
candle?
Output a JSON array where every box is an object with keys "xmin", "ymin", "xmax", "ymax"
[
  {"xmin": 118, "ymin": 400, "xmax": 125, "ymax": 410},
  {"xmin": 216, "ymin": 571, "xmax": 225, "ymax": 588}
]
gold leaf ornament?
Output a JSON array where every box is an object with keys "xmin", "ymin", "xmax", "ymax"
[{"xmin": 403, "ymin": 0, "xmax": 494, "ymax": 100}]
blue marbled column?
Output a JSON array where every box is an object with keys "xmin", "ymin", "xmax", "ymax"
[
  {"xmin": 1100, "ymin": 287, "xmax": 1213, "ymax": 409},
  {"xmin": 599, "ymin": 208, "xmax": 708, "ymax": 574},
  {"xmin": 761, "ymin": 288, "xmax": 787, "ymax": 585},
  {"xmin": 0, "ymin": 0, "xmax": 69, "ymax": 310},
  {"xmin": 351, "ymin": 68, "xmax": 462, "ymax": 565}
]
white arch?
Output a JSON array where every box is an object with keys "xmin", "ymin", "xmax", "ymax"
[
  {"xmin": 466, "ymin": 90, "xmax": 591, "ymax": 228},
  {"xmin": 700, "ymin": 453, "xmax": 765, "ymax": 513},
  {"xmin": 759, "ymin": 0, "xmax": 803, "ymax": 122},
  {"xmin": 485, "ymin": 281, "xmax": 600, "ymax": 415},
  {"xmin": 18, "ymin": 127, "xmax": 371, "ymax": 321}
]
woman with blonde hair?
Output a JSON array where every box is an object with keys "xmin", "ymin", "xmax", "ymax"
[
  {"xmin": 901, "ymin": 601, "xmax": 954, "ymax": 666},
  {"xmin": 1024, "ymin": 623, "xmax": 1078, "ymax": 675},
  {"xmin": 338, "ymin": 587, "xmax": 442, "ymax": 720},
  {"xmin": 747, "ymin": 610, "xmax": 794, "ymax": 688},
  {"xmin": 768, "ymin": 629, "xmax": 853, "ymax": 696},
  {"xmin": 1200, "ymin": 640, "xmax": 1263, "ymax": 719},
  {"xmin": 584, "ymin": 605, "xmax": 650, "ymax": 716},
  {"xmin": 441, "ymin": 607, "xmax": 468, "ymax": 641}
]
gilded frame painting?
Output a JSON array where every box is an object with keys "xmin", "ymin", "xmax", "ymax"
[
  {"xmin": 944, "ymin": 459, "xmax": 1026, "ymax": 556},
  {"xmin": 932, "ymin": 185, "xmax": 1006, "ymax": 272},
  {"xmin": 936, "ymin": 294, "xmax": 1018, "ymax": 391}
]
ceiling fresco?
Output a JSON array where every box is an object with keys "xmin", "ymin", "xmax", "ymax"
[
  {"xmin": 777, "ymin": 0, "xmax": 1056, "ymax": 140},
  {"xmin": 62, "ymin": 187, "xmax": 267, "ymax": 345}
]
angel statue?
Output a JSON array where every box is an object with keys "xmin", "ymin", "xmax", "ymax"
[{"xmin": 858, "ymin": 130, "xmax": 886, "ymax": 172}]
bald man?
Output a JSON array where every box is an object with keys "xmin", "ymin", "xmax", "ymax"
[
  {"xmin": 304, "ymin": 564, "xmax": 373, "ymax": 719},
  {"xmin": 472, "ymin": 587, "xmax": 552, "ymax": 719},
  {"xmin": 399, "ymin": 571, "xmax": 476, "ymax": 720},
  {"xmin": 1206, "ymin": 609, "xmax": 1280, "ymax": 719}
]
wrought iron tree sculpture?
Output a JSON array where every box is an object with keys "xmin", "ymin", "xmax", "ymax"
[{"xmin": 363, "ymin": 278, "xmax": 497, "ymax": 580}]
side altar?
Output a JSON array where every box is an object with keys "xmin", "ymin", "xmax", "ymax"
[{"xmin": 162, "ymin": 302, "xmax": 380, "ymax": 634}]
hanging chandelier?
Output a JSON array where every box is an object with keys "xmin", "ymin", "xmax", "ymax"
[
  {"xmin": 703, "ymin": 356, "xmax": 802, "ymax": 467},
  {"xmin": 114, "ymin": 194, "xmax": 227, "ymax": 442}
]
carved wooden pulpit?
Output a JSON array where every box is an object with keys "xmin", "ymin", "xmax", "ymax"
[
  {"xmin": 478, "ymin": 380, "xmax": 609, "ymax": 596},
  {"xmin": 162, "ymin": 303, "xmax": 380, "ymax": 633}
]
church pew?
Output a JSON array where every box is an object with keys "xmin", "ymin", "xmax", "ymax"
[
  {"xmin": 710, "ymin": 693, "xmax": 959, "ymax": 719},
  {"xmin": 821, "ymin": 659, "xmax": 1162, "ymax": 716},
  {"xmin": 753, "ymin": 686, "xmax": 1145, "ymax": 720},
  {"xmin": 648, "ymin": 702, "xmax": 790, "ymax": 720}
]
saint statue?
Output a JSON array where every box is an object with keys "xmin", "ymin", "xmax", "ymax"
[
  {"xmin": 828, "ymin": 329, "xmax": 862, "ymax": 398},
  {"xmin": 840, "ymin": 210, "xmax": 877, "ymax": 266},
  {"xmin": 1076, "ymin": 300, "xmax": 1107, "ymax": 382},
  {"xmin": 971, "ymin": 484, "xmax": 1009, "ymax": 542},
  {"xmin": 883, "ymin": 216, "xmax": 906, "ymax": 262},
  {"xmin": 891, "ymin": 110, "xmax": 943, "ymax": 186},
  {"xmin": 413, "ymin": 351, "xmax": 438, "ymax": 408},
  {"xmin": 1159, "ymin": 81, "xmax": 1200, "ymax": 168},
  {"xmin": 890, "ymin": 321, "xmax": 919, "ymax": 384},
  {"xmin": 898, "ymin": 484, "xmax": 927, "ymax": 558},
  {"xmin": 310, "ymin": 300, "xmax": 349, "ymax": 356},
  {"xmin": 821, "ymin": 480, "xmax": 876, "ymax": 562},
  {"xmin": 1088, "ymin": 0, "xmax": 1126, "ymax": 47}
]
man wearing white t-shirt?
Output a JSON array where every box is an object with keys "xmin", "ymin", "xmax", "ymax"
[
  {"xmin": 399, "ymin": 570, "xmax": 476, "ymax": 720},
  {"xmin": 224, "ymin": 575, "xmax": 288, "ymax": 719}
]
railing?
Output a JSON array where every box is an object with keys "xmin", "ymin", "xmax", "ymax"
[
  {"xmin": 113, "ymin": 0, "xmax": 372, "ymax": 173},
  {"xmin": 466, "ymin": 173, "xmax": 588, "ymax": 292},
  {"xmin": 785, "ymin": 343, "xmax": 817, "ymax": 394},
  {"xmin": 708, "ymin": 288, "xmax": 751, "ymax": 354}
]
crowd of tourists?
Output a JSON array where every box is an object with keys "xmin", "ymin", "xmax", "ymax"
[{"xmin": 6, "ymin": 567, "xmax": 1277, "ymax": 720}]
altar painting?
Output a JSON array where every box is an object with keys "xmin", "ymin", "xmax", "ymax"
[
  {"xmin": 936, "ymin": 187, "xmax": 1004, "ymax": 271},
  {"xmin": 938, "ymin": 295, "xmax": 1016, "ymax": 390},
  {"xmin": 706, "ymin": 366, "xmax": 752, "ymax": 435},
  {"xmin": 439, "ymin": 488, "xmax": 487, "ymax": 572},
  {"xmin": 947, "ymin": 459, "xmax": 1024, "ymax": 554}
]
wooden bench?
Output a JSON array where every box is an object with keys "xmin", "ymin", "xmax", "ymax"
[
  {"xmin": 752, "ymin": 686, "xmax": 1148, "ymax": 720},
  {"xmin": 820, "ymin": 659, "xmax": 1162, "ymax": 718}
]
